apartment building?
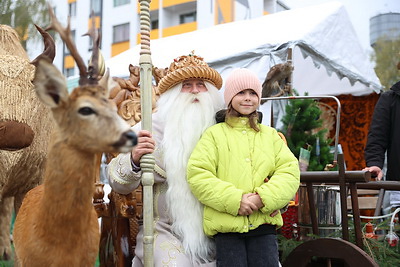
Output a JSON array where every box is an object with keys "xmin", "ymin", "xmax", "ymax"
[{"xmin": 43, "ymin": 0, "xmax": 289, "ymax": 78}]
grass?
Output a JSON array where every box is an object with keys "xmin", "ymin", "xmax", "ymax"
[{"xmin": 0, "ymin": 261, "xmax": 13, "ymax": 267}]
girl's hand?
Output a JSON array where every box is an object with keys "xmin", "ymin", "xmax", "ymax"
[
  {"xmin": 238, "ymin": 193, "xmax": 258, "ymax": 216},
  {"xmin": 248, "ymin": 193, "xmax": 264, "ymax": 209},
  {"xmin": 248, "ymin": 193, "xmax": 279, "ymax": 216}
]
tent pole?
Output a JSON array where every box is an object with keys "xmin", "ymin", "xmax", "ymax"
[
  {"xmin": 287, "ymin": 47, "xmax": 293, "ymax": 92},
  {"xmin": 138, "ymin": 1, "xmax": 155, "ymax": 266}
]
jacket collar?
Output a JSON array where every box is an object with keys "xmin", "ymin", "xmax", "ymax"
[{"xmin": 226, "ymin": 116, "xmax": 250, "ymax": 128}]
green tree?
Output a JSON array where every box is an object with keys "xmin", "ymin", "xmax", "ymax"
[
  {"xmin": 371, "ymin": 37, "xmax": 400, "ymax": 91},
  {"xmin": 280, "ymin": 94, "xmax": 334, "ymax": 171},
  {"xmin": 0, "ymin": 0, "xmax": 50, "ymax": 50}
]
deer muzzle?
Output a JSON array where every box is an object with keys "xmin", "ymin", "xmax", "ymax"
[{"xmin": 112, "ymin": 130, "xmax": 137, "ymax": 152}]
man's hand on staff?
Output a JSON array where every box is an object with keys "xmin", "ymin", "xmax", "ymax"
[{"xmin": 131, "ymin": 130, "xmax": 155, "ymax": 166}]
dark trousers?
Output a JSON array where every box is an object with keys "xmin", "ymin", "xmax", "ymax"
[{"xmin": 215, "ymin": 232, "xmax": 279, "ymax": 267}]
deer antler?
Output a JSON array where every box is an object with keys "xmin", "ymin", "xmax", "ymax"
[
  {"xmin": 31, "ymin": 24, "xmax": 56, "ymax": 65},
  {"xmin": 83, "ymin": 11, "xmax": 103, "ymax": 83},
  {"xmin": 46, "ymin": 4, "xmax": 88, "ymax": 85}
]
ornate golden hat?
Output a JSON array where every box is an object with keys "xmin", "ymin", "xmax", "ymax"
[{"xmin": 158, "ymin": 53, "xmax": 223, "ymax": 94}]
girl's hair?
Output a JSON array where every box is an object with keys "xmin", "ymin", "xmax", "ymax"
[{"xmin": 225, "ymin": 104, "xmax": 260, "ymax": 132}]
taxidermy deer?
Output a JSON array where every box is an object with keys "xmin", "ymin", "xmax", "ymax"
[
  {"xmin": 13, "ymin": 8, "xmax": 137, "ymax": 267},
  {"xmin": 0, "ymin": 24, "xmax": 55, "ymax": 260}
]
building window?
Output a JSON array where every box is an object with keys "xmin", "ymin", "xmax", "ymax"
[
  {"xmin": 114, "ymin": 0, "xmax": 130, "ymax": 7},
  {"xmin": 179, "ymin": 11, "xmax": 196, "ymax": 24},
  {"xmin": 68, "ymin": 2, "xmax": 77, "ymax": 17},
  {"xmin": 64, "ymin": 30, "xmax": 76, "ymax": 55},
  {"xmin": 65, "ymin": 68, "xmax": 75, "ymax": 78},
  {"xmin": 90, "ymin": 0, "xmax": 102, "ymax": 15},
  {"xmin": 151, "ymin": 19, "xmax": 159, "ymax": 30},
  {"xmin": 113, "ymin": 23, "xmax": 130, "ymax": 43}
]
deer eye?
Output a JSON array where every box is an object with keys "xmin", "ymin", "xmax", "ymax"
[{"xmin": 78, "ymin": 107, "xmax": 96, "ymax": 116}]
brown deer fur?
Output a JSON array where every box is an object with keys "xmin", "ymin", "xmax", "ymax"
[{"xmin": 13, "ymin": 59, "xmax": 137, "ymax": 267}]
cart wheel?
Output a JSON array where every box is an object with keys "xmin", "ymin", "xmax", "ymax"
[{"xmin": 282, "ymin": 238, "xmax": 378, "ymax": 267}]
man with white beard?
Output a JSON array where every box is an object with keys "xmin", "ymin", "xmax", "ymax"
[{"xmin": 107, "ymin": 54, "xmax": 224, "ymax": 267}]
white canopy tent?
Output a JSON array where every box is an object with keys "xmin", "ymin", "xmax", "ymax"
[{"xmin": 106, "ymin": 1, "xmax": 381, "ymax": 98}]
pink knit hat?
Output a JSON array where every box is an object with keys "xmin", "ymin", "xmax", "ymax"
[{"xmin": 224, "ymin": 68, "xmax": 262, "ymax": 106}]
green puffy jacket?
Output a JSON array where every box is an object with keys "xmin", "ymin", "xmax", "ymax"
[{"xmin": 187, "ymin": 116, "xmax": 300, "ymax": 237}]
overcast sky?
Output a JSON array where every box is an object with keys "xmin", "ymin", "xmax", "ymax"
[{"xmin": 281, "ymin": 0, "xmax": 400, "ymax": 53}]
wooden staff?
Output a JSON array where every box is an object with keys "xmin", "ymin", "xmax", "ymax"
[{"xmin": 138, "ymin": 0, "xmax": 155, "ymax": 266}]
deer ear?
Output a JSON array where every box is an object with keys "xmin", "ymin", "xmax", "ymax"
[
  {"xmin": 98, "ymin": 68, "xmax": 114, "ymax": 98},
  {"xmin": 34, "ymin": 58, "xmax": 69, "ymax": 108}
]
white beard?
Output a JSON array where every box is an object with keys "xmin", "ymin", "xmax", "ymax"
[{"xmin": 157, "ymin": 84, "xmax": 223, "ymax": 263}]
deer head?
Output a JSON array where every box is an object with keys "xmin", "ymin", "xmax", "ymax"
[{"xmin": 32, "ymin": 6, "xmax": 137, "ymax": 154}]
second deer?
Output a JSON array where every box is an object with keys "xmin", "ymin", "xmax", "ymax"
[{"xmin": 13, "ymin": 8, "xmax": 137, "ymax": 267}]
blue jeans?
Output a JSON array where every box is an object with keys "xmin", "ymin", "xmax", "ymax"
[{"xmin": 215, "ymin": 233, "xmax": 279, "ymax": 267}]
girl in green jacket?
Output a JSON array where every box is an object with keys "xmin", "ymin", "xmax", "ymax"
[{"xmin": 187, "ymin": 68, "xmax": 300, "ymax": 267}]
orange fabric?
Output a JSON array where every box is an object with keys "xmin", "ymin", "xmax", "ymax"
[{"xmin": 320, "ymin": 93, "xmax": 380, "ymax": 170}]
